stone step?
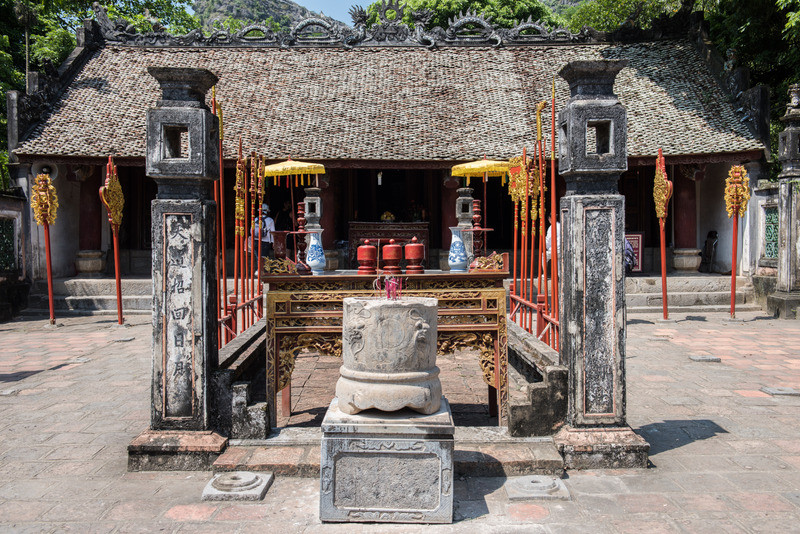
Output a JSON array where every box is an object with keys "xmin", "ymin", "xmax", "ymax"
[
  {"xmin": 625, "ymin": 275, "xmax": 751, "ymax": 294},
  {"xmin": 214, "ymin": 427, "xmax": 563, "ymax": 478},
  {"xmin": 627, "ymin": 303, "xmax": 762, "ymax": 315},
  {"xmin": 626, "ymin": 290, "xmax": 754, "ymax": 308}
]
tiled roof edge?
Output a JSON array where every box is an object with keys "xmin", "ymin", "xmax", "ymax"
[{"xmin": 6, "ymin": 18, "xmax": 103, "ymax": 163}]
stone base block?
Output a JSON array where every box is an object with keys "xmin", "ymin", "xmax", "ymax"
[
  {"xmin": 320, "ymin": 397, "xmax": 454, "ymax": 524},
  {"xmin": 672, "ymin": 248, "xmax": 701, "ymax": 272},
  {"xmin": 554, "ymin": 426, "xmax": 649, "ymax": 469},
  {"xmin": 202, "ymin": 471, "xmax": 273, "ymax": 501},
  {"xmin": 74, "ymin": 250, "xmax": 105, "ymax": 274},
  {"xmin": 767, "ymin": 291, "xmax": 800, "ymax": 319},
  {"xmin": 128, "ymin": 430, "xmax": 228, "ymax": 471}
]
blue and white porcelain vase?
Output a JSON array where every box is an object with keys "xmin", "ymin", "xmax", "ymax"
[
  {"xmin": 306, "ymin": 229, "xmax": 326, "ymax": 276},
  {"xmin": 448, "ymin": 226, "xmax": 468, "ymax": 272}
]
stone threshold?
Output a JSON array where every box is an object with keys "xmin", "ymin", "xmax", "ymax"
[{"xmin": 214, "ymin": 426, "xmax": 564, "ymax": 478}]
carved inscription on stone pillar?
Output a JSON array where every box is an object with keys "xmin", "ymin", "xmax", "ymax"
[
  {"xmin": 582, "ymin": 207, "xmax": 616, "ymax": 416},
  {"xmin": 162, "ymin": 213, "xmax": 194, "ymax": 418}
]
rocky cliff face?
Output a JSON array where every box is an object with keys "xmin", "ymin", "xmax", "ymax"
[{"xmin": 193, "ymin": 0, "xmax": 342, "ymax": 30}]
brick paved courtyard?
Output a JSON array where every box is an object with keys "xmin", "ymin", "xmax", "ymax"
[{"xmin": 1, "ymin": 310, "xmax": 799, "ymax": 532}]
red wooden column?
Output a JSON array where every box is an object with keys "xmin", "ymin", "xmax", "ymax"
[
  {"xmin": 78, "ymin": 167, "xmax": 103, "ymax": 251},
  {"xmin": 673, "ymin": 169, "xmax": 697, "ymax": 250},
  {"xmin": 319, "ymin": 177, "xmax": 336, "ymax": 250}
]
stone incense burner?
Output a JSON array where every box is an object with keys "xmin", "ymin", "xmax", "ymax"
[{"xmin": 336, "ymin": 297, "xmax": 441, "ymax": 415}]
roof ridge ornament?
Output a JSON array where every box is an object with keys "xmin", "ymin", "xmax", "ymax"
[{"xmin": 89, "ymin": 2, "xmax": 588, "ymax": 49}]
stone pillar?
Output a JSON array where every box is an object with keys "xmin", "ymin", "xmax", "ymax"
[
  {"xmin": 554, "ymin": 60, "xmax": 648, "ymax": 468},
  {"xmin": 146, "ymin": 67, "xmax": 219, "ymax": 431},
  {"xmin": 672, "ymin": 168, "xmax": 701, "ymax": 271},
  {"xmin": 456, "ymin": 187, "xmax": 474, "ymax": 263},
  {"xmin": 439, "ymin": 175, "xmax": 459, "ymax": 269},
  {"xmin": 768, "ymin": 84, "xmax": 800, "ymax": 318}
]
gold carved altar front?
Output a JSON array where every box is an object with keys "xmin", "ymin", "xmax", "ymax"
[{"xmin": 263, "ymin": 271, "xmax": 509, "ymax": 426}]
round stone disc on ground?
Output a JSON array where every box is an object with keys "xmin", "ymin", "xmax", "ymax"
[
  {"xmin": 503, "ymin": 475, "xmax": 570, "ymax": 501},
  {"xmin": 202, "ymin": 471, "xmax": 273, "ymax": 501}
]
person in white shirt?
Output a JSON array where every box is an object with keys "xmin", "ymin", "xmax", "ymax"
[
  {"xmin": 545, "ymin": 219, "xmax": 560, "ymax": 263},
  {"xmin": 251, "ymin": 203, "xmax": 275, "ymax": 258}
]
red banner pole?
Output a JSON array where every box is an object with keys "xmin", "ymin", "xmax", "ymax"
[
  {"xmin": 512, "ymin": 201, "xmax": 520, "ymax": 325},
  {"xmin": 550, "ymin": 86, "xmax": 559, "ymax": 339},
  {"xmin": 730, "ymin": 208, "xmax": 739, "ymax": 318},
  {"xmin": 660, "ymin": 218, "xmax": 668, "ymax": 320},
  {"xmin": 43, "ymin": 222, "xmax": 55, "ymax": 325},
  {"xmin": 112, "ymin": 226, "xmax": 122, "ymax": 325},
  {"xmin": 522, "ymin": 148, "xmax": 529, "ymax": 330}
]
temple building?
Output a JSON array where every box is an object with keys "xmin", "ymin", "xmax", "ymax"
[{"xmin": 6, "ymin": 5, "xmax": 770, "ymax": 286}]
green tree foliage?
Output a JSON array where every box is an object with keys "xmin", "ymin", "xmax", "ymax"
[
  {"xmin": 0, "ymin": 1, "xmax": 199, "ymax": 186},
  {"xmin": 566, "ymin": 0, "xmax": 682, "ymax": 32},
  {"xmin": 31, "ymin": 18, "xmax": 75, "ymax": 65},
  {"xmin": 210, "ymin": 15, "xmax": 283, "ymax": 33},
  {"xmin": 366, "ymin": 0, "xmax": 565, "ymax": 29},
  {"xmin": 706, "ymin": 0, "xmax": 800, "ymax": 178}
]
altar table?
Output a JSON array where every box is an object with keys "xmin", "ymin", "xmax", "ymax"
[{"xmin": 263, "ymin": 271, "xmax": 509, "ymax": 427}]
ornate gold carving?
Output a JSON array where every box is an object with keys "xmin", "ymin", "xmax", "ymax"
[
  {"xmin": 234, "ymin": 157, "xmax": 246, "ymax": 236},
  {"xmin": 262, "ymin": 258, "xmax": 297, "ymax": 275},
  {"xmin": 438, "ymin": 314, "xmax": 493, "ymax": 325},
  {"xmin": 508, "ymin": 155, "xmax": 532, "ymax": 205},
  {"xmin": 276, "ymin": 317, "xmax": 342, "ymax": 328},
  {"xmin": 437, "ymin": 332, "xmax": 496, "ymax": 387},
  {"xmin": 31, "ymin": 173, "xmax": 58, "ymax": 226},
  {"xmin": 470, "ymin": 252, "xmax": 504, "ymax": 271},
  {"xmin": 725, "ymin": 165, "xmax": 750, "ymax": 217},
  {"xmin": 278, "ymin": 334, "xmax": 343, "ymax": 391},
  {"xmin": 653, "ymin": 149, "xmax": 673, "ymax": 219},
  {"xmin": 99, "ymin": 158, "xmax": 124, "ymax": 227}
]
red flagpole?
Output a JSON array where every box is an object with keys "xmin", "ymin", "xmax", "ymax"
[
  {"xmin": 730, "ymin": 208, "xmax": 739, "ymax": 318},
  {"xmin": 660, "ymin": 218, "xmax": 669, "ymax": 320},
  {"xmin": 550, "ymin": 84, "xmax": 559, "ymax": 339},
  {"xmin": 43, "ymin": 222, "xmax": 55, "ymax": 325}
]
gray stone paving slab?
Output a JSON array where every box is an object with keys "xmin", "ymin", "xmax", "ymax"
[{"xmin": 0, "ymin": 311, "xmax": 799, "ymax": 531}]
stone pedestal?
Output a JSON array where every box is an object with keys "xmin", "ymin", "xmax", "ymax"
[
  {"xmin": 673, "ymin": 248, "xmax": 702, "ymax": 272},
  {"xmin": 557, "ymin": 60, "xmax": 647, "ymax": 468},
  {"xmin": 456, "ymin": 187, "xmax": 474, "ymax": 262},
  {"xmin": 74, "ymin": 250, "xmax": 105, "ymax": 274},
  {"xmin": 320, "ymin": 398, "xmax": 454, "ymax": 523},
  {"xmin": 322, "ymin": 296, "xmax": 453, "ymax": 523}
]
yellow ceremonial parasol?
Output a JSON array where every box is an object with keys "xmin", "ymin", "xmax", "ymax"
[
  {"xmin": 262, "ymin": 159, "xmax": 326, "ymax": 183},
  {"xmin": 451, "ymin": 157, "xmax": 512, "ymax": 255},
  {"xmin": 451, "ymin": 158, "xmax": 512, "ymax": 185},
  {"xmin": 260, "ymin": 159, "xmax": 326, "ymax": 235}
]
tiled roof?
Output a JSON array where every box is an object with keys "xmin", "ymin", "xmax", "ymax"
[{"xmin": 14, "ymin": 40, "xmax": 764, "ymax": 161}]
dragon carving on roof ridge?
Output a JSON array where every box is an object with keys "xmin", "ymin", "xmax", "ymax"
[{"xmin": 89, "ymin": 1, "xmax": 588, "ymax": 49}]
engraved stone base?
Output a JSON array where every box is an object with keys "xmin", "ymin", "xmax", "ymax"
[
  {"xmin": 202, "ymin": 471, "xmax": 273, "ymax": 501},
  {"xmin": 320, "ymin": 397, "xmax": 454, "ymax": 523},
  {"xmin": 554, "ymin": 426, "xmax": 649, "ymax": 469}
]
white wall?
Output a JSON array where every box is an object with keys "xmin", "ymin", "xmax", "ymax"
[
  {"xmin": 27, "ymin": 163, "xmax": 81, "ymax": 279},
  {"xmin": 696, "ymin": 162, "xmax": 744, "ymax": 274}
]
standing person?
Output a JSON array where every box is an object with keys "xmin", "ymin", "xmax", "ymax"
[
  {"xmin": 252, "ymin": 203, "xmax": 275, "ymax": 259},
  {"xmin": 545, "ymin": 215, "xmax": 560, "ymax": 270},
  {"xmin": 274, "ymin": 199, "xmax": 295, "ymax": 255}
]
